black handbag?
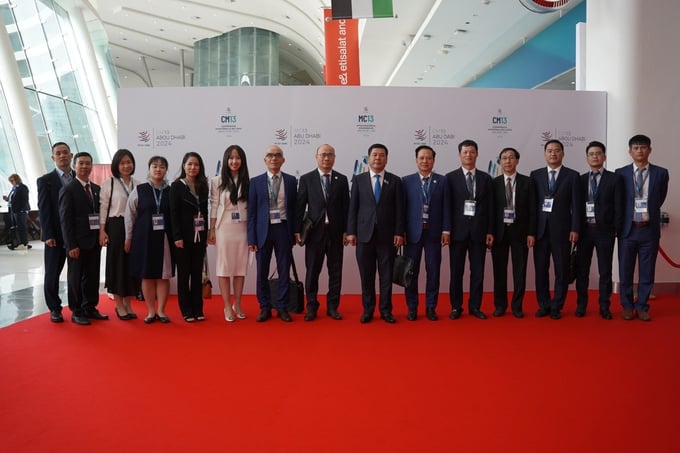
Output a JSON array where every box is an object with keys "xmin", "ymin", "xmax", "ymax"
[
  {"xmin": 299, "ymin": 215, "xmax": 314, "ymax": 246},
  {"xmin": 392, "ymin": 246, "xmax": 415, "ymax": 287},
  {"xmin": 568, "ymin": 243, "xmax": 578, "ymax": 284},
  {"xmin": 268, "ymin": 253, "xmax": 305, "ymax": 313}
]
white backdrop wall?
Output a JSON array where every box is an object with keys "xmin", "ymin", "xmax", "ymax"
[{"xmin": 119, "ymin": 86, "xmax": 607, "ymax": 295}]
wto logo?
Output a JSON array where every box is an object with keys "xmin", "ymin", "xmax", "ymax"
[
  {"xmin": 541, "ymin": 131, "xmax": 553, "ymax": 142},
  {"xmin": 275, "ymin": 129, "xmax": 288, "ymax": 140},
  {"xmin": 414, "ymin": 129, "xmax": 427, "ymax": 141},
  {"xmin": 138, "ymin": 131, "xmax": 151, "ymax": 143}
]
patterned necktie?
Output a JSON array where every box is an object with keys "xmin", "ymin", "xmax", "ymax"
[
  {"xmin": 85, "ymin": 183, "xmax": 94, "ymax": 205},
  {"xmin": 548, "ymin": 170, "xmax": 556, "ymax": 193},
  {"xmin": 505, "ymin": 177, "xmax": 513, "ymax": 209},
  {"xmin": 590, "ymin": 172, "xmax": 599, "ymax": 201},
  {"xmin": 635, "ymin": 168, "xmax": 645, "ymax": 198},
  {"xmin": 323, "ymin": 174, "xmax": 331, "ymax": 199},
  {"xmin": 422, "ymin": 176, "xmax": 430, "ymax": 202},
  {"xmin": 270, "ymin": 174, "xmax": 280, "ymax": 208},
  {"xmin": 374, "ymin": 174, "xmax": 381, "ymax": 203},
  {"xmin": 466, "ymin": 171, "xmax": 474, "ymax": 198}
]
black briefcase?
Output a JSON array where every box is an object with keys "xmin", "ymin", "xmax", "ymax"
[
  {"xmin": 568, "ymin": 243, "xmax": 578, "ymax": 284},
  {"xmin": 268, "ymin": 254, "xmax": 305, "ymax": 313},
  {"xmin": 392, "ymin": 246, "xmax": 415, "ymax": 288}
]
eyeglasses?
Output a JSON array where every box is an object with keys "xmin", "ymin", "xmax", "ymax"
[
  {"xmin": 317, "ymin": 153, "xmax": 335, "ymax": 159},
  {"xmin": 265, "ymin": 153, "xmax": 283, "ymax": 159},
  {"xmin": 587, "ymin": 151, "xmax": 604, "ymax": 157}
]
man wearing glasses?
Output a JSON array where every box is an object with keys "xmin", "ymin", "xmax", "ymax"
[
  {"xmin": 294, "ymin": 144, "xmax": 350, "ymax": 321},
  {"xmin": 248, "ymin": 145, "xmax": 298, "ymax": 322}
]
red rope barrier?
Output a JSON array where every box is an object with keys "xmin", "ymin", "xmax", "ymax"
[{"xmin": 659, "ymin": 246, "xmax": 680, "ymax": 268}]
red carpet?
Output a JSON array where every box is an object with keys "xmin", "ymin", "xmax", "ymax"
[{"xmin": 2, "ymin": 292, "xmax": 680, "ymax": 452}]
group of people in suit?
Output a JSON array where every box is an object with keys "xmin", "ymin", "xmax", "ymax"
[{"xmin": 37, "ymin": 134, "xmax": 668, "ymax": 325}]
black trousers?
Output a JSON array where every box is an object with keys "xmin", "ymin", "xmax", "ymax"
[
  {"xmin": 66, "ymin": 246, "xmax": 101, "ymax": 316},
  {"xmin": 356, "ymin": 227, "xmax": 395, "ymax": 315},
  {"xmin": 492, "ymin": 229, "xmax": 529, "ymax": 313},
  {"xmin": 304, "ymin": 224, "xmax": 344, "ymax": 312}
]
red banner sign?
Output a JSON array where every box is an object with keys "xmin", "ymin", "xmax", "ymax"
[{"xmin": 323, "ymin": 8, "xmax": 360, "ymax": 86}]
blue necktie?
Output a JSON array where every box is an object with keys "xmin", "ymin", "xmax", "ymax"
[
  {"xmin": 548, "ymin": 170, "xmax": 556, "ymax": 193},
  {"xmin": 590, "ymin": 172, "xmax": 598, "ymax": 201},
  {"xmin": 466, "ymin": 172, "xmax": 474, "ymax": 198},
  {"xmin": 374, "ymin": 174, "xmax": 381, "ymax": 203}
]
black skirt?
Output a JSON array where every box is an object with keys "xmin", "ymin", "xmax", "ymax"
[{"xmin": 105, "ymin": 216, "xmax": 138, "ymax": 297}]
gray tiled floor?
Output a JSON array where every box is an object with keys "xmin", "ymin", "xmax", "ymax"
[{"xmin": 0, "ymin": 241, "xmax": 68, "ymax": 328}]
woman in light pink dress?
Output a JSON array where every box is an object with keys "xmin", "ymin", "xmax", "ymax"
[{"xmin": 208, "ymin": 145, "xmax": 250, "ymax": 321}]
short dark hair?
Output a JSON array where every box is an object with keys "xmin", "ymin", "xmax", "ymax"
[
  {"xmin": 51, "ymin": 142, "xmax": 70, "ymax": 153},
  {"xmin": 73, "ymin": 151, "xmax": 93, "ymax": 163},
  {"xmin": 586, "ymin": 141, "xmax": 606, "ymax": 155},
  {"xmin": 148, "ymin": 155, "xmax": 168, "ymax": 168},
  {"xmin": 415, "ymin": 145, "xmax": 436, "ymax": 159},
  {"xmin": 499, "ymin": 147, "xmax": 520, "ymax": 160},
  {"xmin": 544, "ymin": 139, "xmax": 564, "ymax": 152},
  {"xmin": 368, "ymin": 143, "xmax": 388, "ymax": 156},
  {"xmin": 110, "ymin": 149, "xmax": 136, "ymax": 178},
  {"xmin": 458, "ymin": 139, "xmax": 478, "ymax": 152},
  {"xmin": 628, "ymin": 134, "xmax": 651, "ymax": 147}
]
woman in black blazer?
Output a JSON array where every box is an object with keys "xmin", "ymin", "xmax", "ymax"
[{"xmin": 170, "ymin": 152, "xmax": 209, "ymax": 322}]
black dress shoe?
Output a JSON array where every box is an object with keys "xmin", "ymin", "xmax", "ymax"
[
  {"xmin": 512, "ymin": 311, "xmax": 524, "ymax": 319},
  {"xmin": 535, "ymin": 308, "xmax": 550, "ymax": 318},
  {"xmin": 426, "ymin": 308, "xmax": 438, "ymax": 321},
  {"xmin": 381, "ymin": 313, "xmax": 396, "ymax": 324},
  {"xmin": 600, "ymin": 309, "xmax": 613, "ymax": 320},
  {"xmin": 550, "ymin": 311, "xmax": 562, "ymax": 320},
  {"xmin": 327, "ymin": 310, "xmax": 343, "ymax": 320},
  {"xmin": 278, "ymin": 310, "xmax": 292, "ymax": 322},
  {"xmin": 407, "ymin": 310, "xmax": 417, "ymax": 321},
  {"xmin": 144, "ymin": 315, "xmax": 157, "ymax": 324},
  {"xmin": 71, "ymin": 314, "xmax": 91, "ymax": 325},
  {"xmin": 304, "ymin": 310, "xmax": 317, "ymax": 321},
  {"xmin": 50, "ymin": 311, "xmax": 64, "ymax": 323},
  {"xmin": 449, "ymin": 309, "xmax": 462, "ymax": 320},
  {"xmin": 493, "ymin": 308, "xmax": 505, "ymax": 317},
  {"xmin": 575, "ymin": 306, "xmax": 586, "ymax": 318},
  {"xmin": 256, "ymin": 308, "xmax": 272, "ymax": 322},
  {"xmin": 115, "ymin": 308, "xmax": 134, "ymax": 320},
  {"xmin": 470, "ymin": 310, "xmax": 487, "ymax": 320},
  {"xmin": 157, "ymin": 315, "xmax": 170, "ymax": 323},
  {"xmin": 86, "ymin": 310, "xmax": 109, "ymax": 320},
  {"xmin": 360, "ymin": 313, "xmax": 373, "ymax": 324}
]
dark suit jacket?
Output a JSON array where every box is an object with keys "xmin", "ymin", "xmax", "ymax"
[
  {"xmin": 294, "ymin": 169, "xmax": 349, "ymax": 239},
  {"xmin": 38, "ymin": 169, "xmax": 73, "ymax": 245},
  {"xmin": 493, "ymin": 173, "xmax": 536, "ymax": 242},
  {"xmin": 169, "ymin": 179, "xmax": 209, "ymax": 245},
  {"xmin": 347, "ymin": 171, "xmax": 404, "ymax": 243},
  {"xmin": 247, "ymin": 172, "xmax": 297, "ymax": 248},
  {"xmin": 615, "ymin": 163, "xmax": 669, "ymax": 239},
  {"xmin": 530, "ymin": 166, "xmax": 581, "ymax": 240},
  {"xmin": 402, "ymin": 172, "xmax": 450, "ymax": 243},
  {"xmin": 58, "ymin": 179, "xmax": 100, "ymax": 251},
  {"xmin": 445, "ymin": 168, "xmax": 494, "ymax": 242},
  {"xmin": 579, "ymin": 169, "xmax": 624, "ymax": 234}
]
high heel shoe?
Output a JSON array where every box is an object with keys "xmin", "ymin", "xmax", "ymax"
[
  {"xmin": 232, "ymin": 304, "xmax": 246, "ymax": 319},
  {"xmin": 224, "ymin": 309, "xmax": 235, "ymax": 322},
  {"xmin": 115, "ymin": 308, "xmax": 134, "ymax": 321}
]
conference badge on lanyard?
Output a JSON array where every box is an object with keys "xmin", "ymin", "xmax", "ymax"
[
  {"xmin": 152, "ymin": 214, "xmax": 165, "ymax": 231},
  {"xmin": 464, "ymin": 200, "xmax": 476, "ymax": 217},
  {"xmin": 88, "ymin": 214, "xmax": 100, "ymax": 230},
  {"xmin": 542, "ymin": 197, "xmax": 554, "ymax": 213}
]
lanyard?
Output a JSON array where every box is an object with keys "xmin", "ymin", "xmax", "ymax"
[{"xmin": 116, "ymin": 177, "xmax": 134, "ymax": 197}]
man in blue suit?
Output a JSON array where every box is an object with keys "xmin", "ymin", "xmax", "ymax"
[
  {"xmin": 347, "ymin": 143, "xmax": 405, "ymax": 323},
  {"xmin": 446, "ymin": 139, "xmax": 494, "ymax": 320},
  {"xmin": 248, "ymin": 145, "xmax": 297, "ymax": 322},
  {"xmin": 402, "ymin": 145, "xmax": 450, "ymax": 321},
  {"xmin": 615, "ymin": 134, "xmax": 669, "ymax": 321},
  {"xmin": 575, "ymin": 141, "xmax": 624, "ymax": 320},
  {"xmin": 37, "ymin": 142, "xmax": 75, "ymax": 322},
  {"xmin": 530, "ymin": 139, "xmax": 581, "ymax": 320}
]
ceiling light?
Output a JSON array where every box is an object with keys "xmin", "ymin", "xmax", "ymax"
[{"xmin": 422, "ymin": 34, "xmax": 431, "ymax": 40}]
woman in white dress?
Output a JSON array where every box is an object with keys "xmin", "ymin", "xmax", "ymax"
[{"xmin": 208, "ymin": 145, "xmax": 250, "ymax": 321}]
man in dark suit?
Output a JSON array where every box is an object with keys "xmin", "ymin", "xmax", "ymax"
[
  {"xmin": 575, "ymin": 141, "xmax": 624, "ymax": 320},
  {"xmin": 59, "ymin": 151, "xmax": 107, "ymax": 325},
  {"xmin": 491, "ymin": 147, "xmax": 536, "ymax": 318},
  {"xmin": 347, "ymin": 143, "xmax": 405, "ymax": 323},
  {"xmin": 402, "ymin": 145, "xmax": 450, "ymax": 321},
  {"xmin": 247, "ymin": 145, "xmax": 297, "ymax": 322},
  {"xmin": 616, "ymin": 134, "xmax": 669, "ymax": 321},
  {"xmin": 294, "ymin": 144, "xmax": 349, "ymax": 321},
  {"xmin": 37, "ymin": 142, "xmax": 75, "ymax": 322},
  {"xmin": 530, "ymin": 139, "xmax": 581, "ymax": 320},
  {"xmin": 446, "ymin": 139, "xmax": 494, "ymax": 320}
]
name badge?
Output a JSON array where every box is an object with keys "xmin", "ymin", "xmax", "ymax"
[
  {"xmin": 503, "ymin": 209, "xmax": 515, "ymax": 224},
  {"xmin": 231, "ymin": 211, "xmax": 241, "ymax": 223},
  {"xmin": 634, "ymin": 198, "xmax": 648, "ymax": 214},
  {"xmin": 464, "ymin": 200, "xmax": 476, "ymax": 217},
  {"xmin": 586, "ymin": 202, "xmax": 595, "ymax": 218},
  {"xmin": 89, "ymin": 214, "xmax": 100, "ymax": 230},
  {"xmin": 152, "ymin": 213, "xmax": 165, "ymax": 231},
  {"xmin": 422, "ymin": 203, "xmax": 429, "ymax": 221},
  {"xmin": 269, "ymin": 209, "xmax": 282, "ymax": 224},
  {"xmin": 194, "ymin": 215, "xmax": 205, "ymax": 232},
  {"xmin": 542, "ymin": 197, "xmax": 554, "ymax": 213}
]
